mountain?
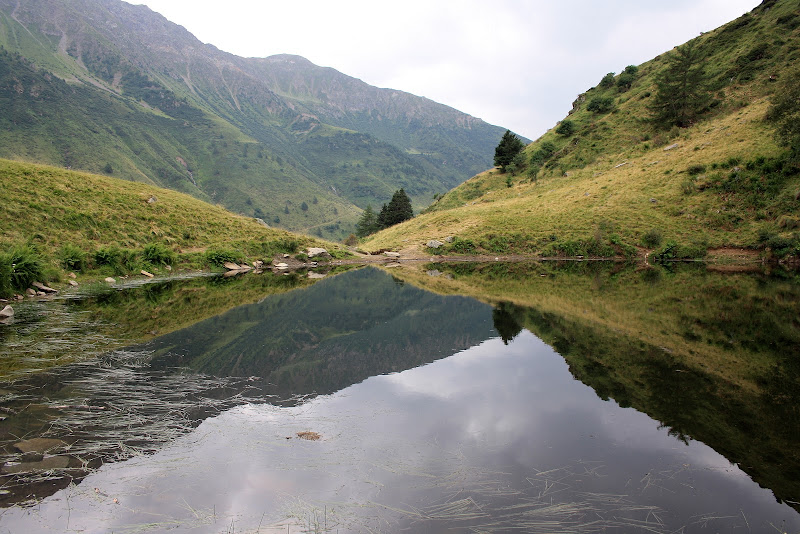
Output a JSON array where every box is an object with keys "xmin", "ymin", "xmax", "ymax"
[
  {"xmin": 363, "ymin": 0, "xmax": 800, "ymax": 260},
  {"xmin": 0, "ymin": 0, "xmax": 511, "ymax": 239}
]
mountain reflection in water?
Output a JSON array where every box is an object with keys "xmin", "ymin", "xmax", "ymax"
[{"xmin": 0, "ymin": 265, "xmax": 798, "ymax": 533}]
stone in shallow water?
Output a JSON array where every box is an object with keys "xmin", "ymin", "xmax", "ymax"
[
  {"xmin": 13, "ymin": 438, "xmax": 67, "ymax": 455},
  {"xmin": 2, "ymin": 456, "xmax": 71, "ymax": 475}
]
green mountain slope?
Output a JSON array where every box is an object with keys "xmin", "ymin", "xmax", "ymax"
[
  {"xmin": 364, "ymin": 0, "xmax": 800, "ymax": 258},
  {"xmin": 0, "ymin": 158, "xmax": 343, "ymax": 295},
  {"xmin": 0, "ymin": 0, "xmax": 511, "ymax": 239}
]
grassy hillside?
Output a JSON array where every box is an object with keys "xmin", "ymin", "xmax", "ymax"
[
  {"xmin": 363, "ymin": 0, "xmax": 800, "ymax": 259},
  {"xmin": 0, "ymin": 158, "xmax": 345, "ymax": 296}
]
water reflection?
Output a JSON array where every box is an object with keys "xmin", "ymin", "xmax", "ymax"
[
  {"xmin": 0, "ymin": 267, "xmax": 496, "ymax": 505},
  {"xmin": 0, "ymin": 263, "xmax": 798, "ymax": 533},
  {"xmin": 2, "ymin": 332, "xmax": 798, "ymax": 533}
]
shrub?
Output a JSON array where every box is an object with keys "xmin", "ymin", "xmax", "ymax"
[
  {"xmin": 687, "ymin": 164, "xmax": 706, "ymax": 175},
  {"xmin": 599, "ymin": 72, "xmax": 616, "ymax": 89},
  {"xmin": 94, "ymin": 246, "xmax": 122, "ymax": 269},
  {"xmin": 555, "ymin": 120, "xmax": 576, "ymax": 137},
  {"xmin": 142, "ymin": 243, "xmax": 176, "ymax": 266},
  {"xmin": 2, "ymin": 246, "xmax": 44, "ymax": 293},
  {"xmin": 587, "ymin": 97, "xmax": 615, "ymax": 114},
  {"xmin": 641, "ymin": 229, "xmax": 663, "ymax": 249},
  {"xmin": 447, "ymin": 237, "xmax": 477, "ymax": 254},
  {"xmin": 60, "ymin": 244, "xmax": 87, "ymax": 272},
  {"xmin": 119, "ymin": 248, "xmax": 141, "ymax": 273},
  {"xmin": 205, "ymin": 249, "xmax": 243, "ymax": 267},
  {"xmin": 652, "ymin": 240, "xmax": 707, "ymax": 261}
]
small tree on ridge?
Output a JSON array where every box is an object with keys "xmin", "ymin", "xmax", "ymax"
[{"xmin": 494, "ymin": 130, "xmax": 525, "ymax": 173}]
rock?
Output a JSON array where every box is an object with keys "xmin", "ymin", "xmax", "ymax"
[
  {"xmin": 68, "ymin": 272, "xmax": 77, "ymax": 279},
  {"xmin": 274, "ymin": 262, "xmax": 289, "ymax": 270},
  {"xmin": 2, "ymin": 455, "xmax": 71, "ymax": 474},
  {"xmin": 0, "ymin": 305, "xmax": 13, "ymax": 320},
  {"xmin": 254, "ymin": 218, "xmax": 269, "ymax": 228},
  {"xmin": 283, "ymin": 254, "xmax": 290, "ymax": 258},
  {"xmin": 426, "ymin": 240, "xmax": 444, "ymax": 249},
  {"xmin": 13, "ymin": 438, "xmax": 67, "ymax": 455},
  {"xmin": 26, "ymin": 288, "xmax": 36, "ymax": 296},
  {"xmin": 238, "ymin": 264, "xmax": 252, "ymax": 271},
  {"xmin": 307, "ymin": 272, "xmax": 326, "ymax": 279},
  {"xmin": 164, "ymin": 265, "xmax": 172, "ymax": 271},
  {"xmin": 663, "ymin": 143, "xmax": 679, "ymax": 151},
  {"xmin": 36, "ymin": 291, "xmax": 46, "ymax": 297},
  {"xmin": 105, "ymin": 277, "xmax": 116, "ymax": 283},
  {"xmin": 223, "ymin": 262, "xmax": 241, "ymax": 271},
  {"xmin": 650, "ymin": 198, "xmax": 658, "ymax": 203},
  {"xmin": 140, "ymin": 270, "xmax": 154, "ymax": 278},
  {"xmin": 384, "ymin": 262, "xmax": 401, "ymax": 268},
  {"xmin": 444, "ymin": 236, "xmax": 454, "ymax": 243},
  {"xmin": 146, "ymin": 195, "xmax": 157, "ymax": 204},
  {"xmin": 32, "ymin": 282, "xmax": 57, "ymax": 293},
  {"xmin": 68, "ymin": 280, "xmax": 78, "ymax": 287},
  {"xmin": 252, "ymin": 260, "xmax": 264, "ymax": 269},
  {"xmin": 427, "ymin": 270, "xmax": 442, "ymax": 277},
  {"xmin": 383, "ymin": 251, "xmax": 401, "ymax": 258},
  {"xmin": 307, "ymin": 248, "xmax": 330, "ymax": 258}
]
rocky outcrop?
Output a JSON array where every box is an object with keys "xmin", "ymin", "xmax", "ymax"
[
  {"xmin": 32, "ymin": 282, "xmax": 57, "ymax": 293},
  {"xmin": 307, "ymin": 248, "xmax": 330, "ymax": 258}
]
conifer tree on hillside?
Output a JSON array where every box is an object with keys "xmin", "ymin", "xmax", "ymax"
[
  {"xmin": 493, "ymin": 130, "xmax": 525, "ymax": 172},
  {"xmin": 355, "ymin": 205, "xmax": 380, "ymax": 237},
  {"xmin": 377, "ymin": 189, "xmax": 413, "ymax": 228},
  {"xmin": 649, "ymin": 41, "xmax": 711, "ymax": 128}
]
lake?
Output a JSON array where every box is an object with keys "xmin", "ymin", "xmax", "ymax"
[{"xmin": 0, "ymin": 262, "xmax": 798, "ymax": 533}]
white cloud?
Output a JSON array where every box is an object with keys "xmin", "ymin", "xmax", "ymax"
[{"xmin": 134, "ymin": 0, "xmax": 760, "ymax": 139}]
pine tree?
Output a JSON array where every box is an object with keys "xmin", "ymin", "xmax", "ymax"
[
  {"xmin": 649, "ymin": 41, "xmax": 710, "ymax": 128},
  {"xmin": 377, "ymin": 189, "xmax": 413, "ymax": 228},
  {"xmin": 355, "ymin": 205, "xmax": 380, "ymax": 237},
  {"xmin": 493, "ymin": 130, "xmax": 525, "ymax": 172}
]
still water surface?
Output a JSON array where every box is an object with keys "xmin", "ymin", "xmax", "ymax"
[{"xmin": 0, "ymin": 265, "xmax": 798, "ymax": 533}]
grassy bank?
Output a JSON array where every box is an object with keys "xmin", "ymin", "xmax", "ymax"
[{"xmin": 0, "ymin": 159, "xmax": 347, "ymax": 297}]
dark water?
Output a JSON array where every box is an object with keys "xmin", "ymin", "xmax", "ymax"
[{"xmin": 0, "ymin": 265, "xmax": 799, "ymax": 533}]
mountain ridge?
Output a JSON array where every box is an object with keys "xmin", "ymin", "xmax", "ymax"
[{"xmin": 0, "ymin": 0, "xmax": 513, "ymax": 239}]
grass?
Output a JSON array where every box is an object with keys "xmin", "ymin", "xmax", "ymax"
[
  {"xmin": 364, "ymin": 99, "xmax": 797, "ymax": 257},
  {"xmin": 0, "ymin": 158, "xmax": 347, "ymax": 295}
]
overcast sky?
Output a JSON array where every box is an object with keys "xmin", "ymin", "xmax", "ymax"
[{"xmin": 134, "ymin": 0, "xmax": 760, "ymax": 140}]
